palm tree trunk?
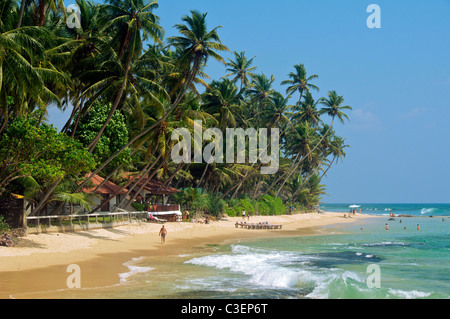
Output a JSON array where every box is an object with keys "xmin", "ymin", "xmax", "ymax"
[
  {"xmin": 29, "ymin": 176, "xmax": 63, "ymax": 216},
  {"xmin": 122, "ymin": 156, "xmax": 166, "ymax": 208},
  {"xmin": 76, "ymin": 58, "xmax": 201, "ymax": 192},
  {"xmin": 38, "ymin": 2, "xmax": 47, "ymax": 26},
  {"xmin": 260, "ymin": 150, "xmax": 302, "ymax": 198},
  {"xmin": 61, "ymin": 89, "xmax": 82, "ymax": 133},
  {"xmin": 16, "ymin": 0, "xmax": 27, "ymax": 28},
  {"xmin": 251, "ymin": 175, "xmax": 263, "ymax": 199},
  {"xmin": 220, "ymin": 164, "xmax": 260, "ymax": 199},
  {"xmin": 70, "ymin": 97, "xmax": 85, "ymax": 137},
  {"xmin": 163, "ymin": 162, "xmax": 184, "ymax": 187},
  {"xmin": 319, "ymin": 156, "xmax": 336, "ymax": 180},
  {"xmin": 272, "ymin": 117, "xmax": 335, "ymax": 198},
  {"xmin": 196, "ymin": 162, "xmax": 209, "ymax": 188},
  {"xmin": 121, "ymin": 155, "xmax": 161, "ymax": 206},
  {"xmin": 87, "ymin": 53, "xmax": 132, "ymax": 152}
]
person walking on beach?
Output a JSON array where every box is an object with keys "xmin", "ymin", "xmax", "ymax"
[
  {"xmin": 242, "ymin": 210, "xmax": 246, "ymax": 221},
  {"xmin": 159, "ymin": 225, "xmax": 167, "ymax": 244}
]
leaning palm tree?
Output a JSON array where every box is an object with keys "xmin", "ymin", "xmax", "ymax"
[
  {"xmin": 167, "ymin": 10, "xmax": 229, "ymax": 104},
  {"xmin": 319, "ymin": 135, "xmax": 349, "ymax": 180},
  {"xmin": 319, "ymin": 90, "xmax": 352, "ymax": 126},
  {"xmin": 222, "ymin": 51, "xmax": 257, "ymax": 90},
  {"xmin": 260, "ymin": 91, "xmax": 293, "ymax": 130},
  {"xmin": 246, "ymin": 73, "xmax": 275, "ymax": 127},
  {"xmin": 87, "ymin": 0, "xmax": 163, "ymax": 152},
  {"xmin": 292, "ymin": 91, "xmax": 323, "ymax": 127},
  {"xmin": 281, "ymin": 63, "xmax": 319, "ymax": 105},
  {"xmin": 0, "ymin": 23, "xmax": 65, "ymax": 133},
  {"xmin": 78, "ymin": 9, "xmax": 230, "ymax": 191}
]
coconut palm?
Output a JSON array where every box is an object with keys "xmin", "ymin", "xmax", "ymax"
[
  {"xmin": 246, "ymin": 73, "xmax": 275, "ymax": 126},
  {"xmin": 168, "ymin": 10, "xmax": 229, "ymax": 104},
  {"xmin": 0, "ymin": 24, "xmax": 66, "ymax": 133},
  {"xmin": 87, "ymin": 0, "xmax": 163, "ymax": 152},
  {"xmin": 292, "ymin": 92, "xmax": 323, "ymax": 127},
  {"xmin": 222, "ymin": 51, "xmax": 257, "ymax": 90},
  {"xmin": 319, "ymin": 90, "xmax": 352, "ymax": 125},
  {"xmin": 21, "ymin": 0, "xmax": 65, "ymax": 27},
  {"xmin": 83, "ymin": 9, "xmax": 230, "ymax": 188},
  {"xmin": 260, "ymin": 91, "xmax": 293, "ymax": 130},
  {"xmin": 281, "ymin": 63, "xmax": 319, "ymax": 105},
  {"xmin": 202, "ymin": 79, "xmax": 242, "ymax": 130}
]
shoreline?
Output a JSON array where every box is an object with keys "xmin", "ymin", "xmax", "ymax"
[{"xmin": 0, "ymin": 212, "xmax": 377, "ymax": 298}]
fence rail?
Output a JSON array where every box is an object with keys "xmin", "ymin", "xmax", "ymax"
[{"xmin": 26, "ymin": 211, "xmax": 149, "ymax": 228}]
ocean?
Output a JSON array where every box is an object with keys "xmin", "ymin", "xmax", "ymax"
[
  {"xmin": 320, "ymin": 203, "xmax": 450, "ymax": 217},
  {"xmin": 24, "ymin": 203, "xmax": 450, "ymax": 299}
]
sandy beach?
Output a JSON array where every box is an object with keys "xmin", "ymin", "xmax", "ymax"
[{"xmin": 0, "ymin": 212, "xmax": 375, "ymax": 298}]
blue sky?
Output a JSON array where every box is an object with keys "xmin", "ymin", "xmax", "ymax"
[{"xmin": 52, "ymin": 0, "xmax": 450, "ymax": 203}]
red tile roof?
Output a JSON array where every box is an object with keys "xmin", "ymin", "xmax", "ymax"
[{"xmin": 82, "ymin": 174, "xmax": 128, "ymax": 195}]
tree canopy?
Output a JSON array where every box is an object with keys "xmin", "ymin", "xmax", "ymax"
[{"xmin": 0, "ymin": 0, "xmax": 351, "ymax": 219}]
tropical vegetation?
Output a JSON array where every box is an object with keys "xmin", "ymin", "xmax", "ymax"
[{"xmin": 0, "ymin": 0, "xmax": 351, "ymax": 223}]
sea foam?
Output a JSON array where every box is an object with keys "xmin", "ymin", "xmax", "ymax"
[{"xmin": 119, "ymin": 257, "xmax": 153, "ymax": 284}]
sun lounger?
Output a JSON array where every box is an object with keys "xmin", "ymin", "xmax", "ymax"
[
  {"xmin": 235, "ymin": 221, "xmax": 282, "ymax": 230},
  {"xmin": 147, "ymin": 213, "xmax": 167, "ymax": 223}
]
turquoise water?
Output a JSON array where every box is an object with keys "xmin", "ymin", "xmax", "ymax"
[
  {"xmin": 321, "ymin": 203, "xmax": 450, "ymax": 217},
  {"xmin": 174, "ymin": 216, "xmax": 449, "ymax": 299},
  {"xmin": 27, "ymin": 204, "xmax": 450, "ymax": 299}
]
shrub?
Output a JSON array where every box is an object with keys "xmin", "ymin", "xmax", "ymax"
[
  {"xmin": 131, "ymin": 202, "xmax": 147, "ymax": 211},
  {"xmin": 0, "ymin": 216, "xmax": 10, "ymax": 232}
]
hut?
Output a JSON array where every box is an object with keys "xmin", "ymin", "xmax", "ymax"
[
  {"xmin": 81, "ymin": 174, "xmax": 128, "ymax": 212},
  {"xmin": 126, "ymin": 175, "xmax": 181, "ymax": 221}
]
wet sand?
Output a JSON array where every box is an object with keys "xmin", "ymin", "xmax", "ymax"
[{"xmin": 0, "ymin": 212, "xmax": 375, "ymax": 298}]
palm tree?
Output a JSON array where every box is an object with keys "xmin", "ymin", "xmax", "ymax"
[
  {"xmin": 246, "ymin": 73, "xmax": 275, "ymax": 126},
  {"xmin": 319, "ymin": 135, "xmax": 349, "ymax": 180},
  {"xmin": 168, "ymin": 10, "xmax": 229, "ymax": 104},
  {"xmin": 292, "ymin": 92, "xmax": 323, "ymax": 127},
  {"xmin": 281, "ymin": 63, "xmax": 319, "ymax": 105},
  {"xmin": 79, "ymin": 9, "xmax": 230, "ymax": 192},
  {"xmin": 222, "ymin": 51, "xmax": 257, "ymax": 90},
  {"xmin": 260, "ymin": 91, "xmax": 293, "ymax": 130},
  {"xmin": 0, "ymin": 21, "xmax": 66, "ymax": 133},
  {"xmin": 27, "ymin": 0, "xmax": 66, "ymax": 27},
  {"xmin": 273, "ymin": 121, "xmax": 318, "ymax": 196},
  {"xmin": 195, "ymin": 79, "xmax": 242, "ymax": 188},
  {"xmin": 319, "ymin": 90, "xmax": 352, "ymax": 126},
  {"xmin": 87, "ymin": 0, "xmax": 163, "ymax": 152},
  {"xmin": 202, "ymin": 79, "xmax": 241, "ymax": 130}
]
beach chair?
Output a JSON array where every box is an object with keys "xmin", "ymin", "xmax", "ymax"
[{"xmin": 147, "ymin": 213, "xmax": 166, "ymax": 223}]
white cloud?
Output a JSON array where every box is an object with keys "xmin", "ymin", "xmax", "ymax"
[
  {"xmin": 349, "ymin": 108, "xmax": 382, "ymax": 131},
  {"xmin": 398, "ymin": 107, "xmax": 427, "ymax": 119}
]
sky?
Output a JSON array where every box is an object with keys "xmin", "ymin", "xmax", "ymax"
[{"xmin": 51, "ymin": 0, "xmax": 450, "ymax": 203}]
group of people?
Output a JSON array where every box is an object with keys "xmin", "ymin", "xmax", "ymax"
[{"xmin": 385, "ymin": 222, "xmax": 421, "ymax": 231}]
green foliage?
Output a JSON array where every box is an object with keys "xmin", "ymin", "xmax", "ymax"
[
  {"xmin": 0, "ymin": 117, "xmax": 96, "ymax": 195},
  {"xmin": 0, "ymin": 216, "xmax": 10, "ymax": 232},
  {"xmin": 131, "ymin": 202, "xmax": 147, "ymax": 211},
  {"xmin": 223, "ymin": 195, "xmax": 286, "ymax": 216},
  {"xmin": 70, "ymin": 102, "xmax": 131, "ymax": 171},
  {"xmin": 173, "ymin": 188, "xmax": 226, "ymax": 217},
  {"xmin": 0, "ymin": 1, "xmax": 351, "ymax": 217}
]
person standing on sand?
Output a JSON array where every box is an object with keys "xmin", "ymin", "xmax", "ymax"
[{"xmin": 159, "ymin": 225, "xmax": 167, "ymax": 244}]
